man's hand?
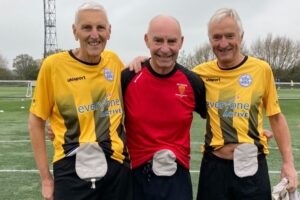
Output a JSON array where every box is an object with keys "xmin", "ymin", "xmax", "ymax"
[
  {"xmin": 125, "ymin": 56, "xmax": 148, "ymax": 73},
  {"xmin": 42, "ymin": 176, "xmax": 54, "ymax": 200},
  {"xmin": 263, "ymin": 129, "xmax": 273, "ymax": 143},
  {"xmin": 281, "ymin": 162, "xmax": 298, "ymax": 192},
  {"xmin": 47, "ymin": 125, "xmax": 55, "ymax": 141}
]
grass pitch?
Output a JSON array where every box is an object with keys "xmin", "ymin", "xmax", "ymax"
[{"xmin": 0, "ymin": 89, "xmax": 299, "ymax": 199}]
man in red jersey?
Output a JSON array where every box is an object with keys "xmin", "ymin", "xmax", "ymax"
[{"xmin": 121, "ymin": 15, "xmax": 206, "ymax": 200}]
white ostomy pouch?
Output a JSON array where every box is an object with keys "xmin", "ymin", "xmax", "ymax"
[
  {"xmin": 233, "ymin": 143, "xmax": 258, "ymax": 178},
  {"xmin": 152, "ymin": 149, "xmax": 177, "ymax": 176},
  {"xmin": 75, "ymin": 142, "xmax": 107, "ymax": 189}
]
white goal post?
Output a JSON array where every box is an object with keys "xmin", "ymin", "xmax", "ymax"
[{"xmin": 0, "ymin": 80, "xmax": 36, "ymax": 98}]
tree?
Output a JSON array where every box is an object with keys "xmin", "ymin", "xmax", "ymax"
[
  {"xmin": 0, "ymin": 54, "xmax": 14, "ymax": 80},
  {"xmin": 288, "ymin": 62, "xmax": 300, "ymax": 82},
  {"xmin": 178, "ymin": 43, "xmax": 215, "ymax": 69},
  {"xmin": 44, "ymin": 48, "xmax": 64, "ymax": 58},
  {"xmin": 0, "ymin": 54, "xmax": 8, "ymax": 69},
  {"xmin": 12, "ymin": 54, "xmax": 40, "ymax": 80},
  {"xmin": 250, "ymin": 33, "xmax": 300, "ymax": 79},
  {"xmin": 190, "ymin": 43, "xmax": 215, "ymax": 67}
]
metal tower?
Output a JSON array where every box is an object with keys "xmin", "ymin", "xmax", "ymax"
[{"xmin": 43, "ymin": 0, "xmax": 58, "ymax": 58}]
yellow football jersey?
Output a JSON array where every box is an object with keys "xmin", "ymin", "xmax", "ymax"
[
  {"xmin": 30, "ymin": 50, "xmax": 129, "ymax": 165},
  {"xmin": 192, "ymin": 56, "xmax": 280, "ymax": 154}
]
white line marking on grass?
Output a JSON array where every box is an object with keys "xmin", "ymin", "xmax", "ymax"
[
  {"xmin": 0, "ymin": 140, "xmax": 51, "ymax": 143},
  {"xmin": 189, "ymin": 170, "xmax": 300, "ymax": 174},
  {"xmin": 0, "ymin": 140, "xmax": 31, "ymax": 143},
  {"xmin": 0, "ymin": 169, "xmax": 53, "ymax": 173}
]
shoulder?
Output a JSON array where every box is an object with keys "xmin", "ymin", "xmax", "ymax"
[
  {"xmin": 40, "ymin": 51, "xmax": 69, "ymax": 71},
  {"xmin": 192, "ymin": 60, "xmax": 217, "ymax": 74},
  {"xmin": 176, "ymin": 63, "xmax": 204, "ymax": 87},
  {"xmin": 176, "ymin": 63, "xmax": 198, "ymax": 78},
  {"xmin": 101, "ymin": 50, "xmax": 122, "ymax": 61},
  {"xmin": 101, "ymin": 50, "xmax": 124, "ymax": 70},
  {"xmin": 121, "ymin": 67, "xmax": 135, "ymax": 79},
  {"xmin": 248, "ymin": 56, "xmax": 271, "ymax": 69},
  {"xmin": 43, "ymin": 51, "xmax": 69, "ymax": 63}
]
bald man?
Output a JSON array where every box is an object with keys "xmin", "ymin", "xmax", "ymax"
[{"xmin": 121, "ymin": 15, "xmax": 207, "ymax": 200}]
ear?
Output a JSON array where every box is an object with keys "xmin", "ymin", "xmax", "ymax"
[
  {"xmin": 72, "ymin": 24, "xmax": 78, "ymax": 41},
  {"xmin": 144, "ymin": 34, "xmax": 150, "ymax": 48},
  {"xmin": 241, "ymin": 32, "xmax": 244, "ymax": 40},
  {"xmin": 107, "ymin": 24, "xmax": 112, "ymax": 40},
  {"xmin": 179, "ymin": 36, "xmax": 184, "ymax": 49}
]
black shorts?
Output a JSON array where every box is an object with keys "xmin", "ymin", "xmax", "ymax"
[
  {"xmin": 197, "ymin": 152, "xmax": 271, "ymax": 200},
  {"xmin": 132, "ymin": 161, "xmax": 192, "ymax": 200},
  {"xmin": 53, "ymin": 156, "xmax": 132, "ymax": 200}
]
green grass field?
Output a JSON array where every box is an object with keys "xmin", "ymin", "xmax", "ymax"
[{"xmin": 0, "ymin": 88, "xmax": 299, "ymax": 199}]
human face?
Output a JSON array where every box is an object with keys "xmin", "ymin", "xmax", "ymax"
[
  {"xmin": 73, "ymin": 9, "xmax": 111, "ymax": 63},
  {"xmin": 145, "ymin": 17, "xmax": 183, "ymax": 75},
  {"xmin": 209, "ymin": 16, "xmax": 243, "ymax": 68}
]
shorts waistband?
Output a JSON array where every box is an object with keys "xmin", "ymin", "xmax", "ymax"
[{"xmin": 204, "ymin": 151, "xmax": 265, "ymax": 163}]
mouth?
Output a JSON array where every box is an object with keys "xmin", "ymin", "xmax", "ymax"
[
  {"xmin": 218, "ymin": 47, "xmax": 232, "ymax": 53},
  {"xmin": 156, "ymin": 54, "xmax": 173, "ymax": 59},
  {"xmin": 88, "ymin": 40, "xmax": 101, "ymax": 47}
]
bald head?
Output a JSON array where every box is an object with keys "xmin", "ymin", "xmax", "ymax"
[
  {"xmin": 147, "ymin": 15, "xmax": 182, "ymax": 36},
  {"xmin": 144, "ymin": 14, "xmax": 184, "ymax": 75}
]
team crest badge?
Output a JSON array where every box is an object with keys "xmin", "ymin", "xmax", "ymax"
[
  {"xmin": 239, "ymin": 74, "xmax": 252, "ymax": 87},
  {"xmin": 104, "ymin": 68, "xmax": 114, "ymax": 81},
  {"xmin": 176, "ymin": 83, "xmax": 187, "ymax": 97}
]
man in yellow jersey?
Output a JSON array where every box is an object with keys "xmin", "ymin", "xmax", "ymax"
[
  {"xmin": 192, "ymin": 8, "xmax": 298, "ymax": 200},
  {"xmin": 28, "ymin": 2, "xmax": 131, "ymax": 200}
]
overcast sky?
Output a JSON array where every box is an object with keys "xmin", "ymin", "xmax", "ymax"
[{"xmin": 1, "ymin": 0, "xmax": 300, "ymax": 68}]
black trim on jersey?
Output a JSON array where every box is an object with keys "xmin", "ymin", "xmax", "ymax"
[
  {"xmin": 117, "ymin": 123, "xmax": 131, "ymax": 167},
  {"xmin": 248, "ymin": 101, "xmax": 264, "ymax": 153},
  {"xmin": 146, "ymin": 59, "xmax": 178, "ymax": 78},
  {"xmin": 176, "ymin": 63, "xmax": 207, "ymax": 119},
  {"xmin": 121, "ymin": 64, "xmax": 143, "ymax": 95},
  {"xmin": 205, "ymin": 117, "xmax": 214, "ymax": 152},
  {"xmin": 68, "ymin": 50, "xmax": 101, "ymax": 66},
  {"xmin": 217, "ymin": 56, "xmax": 248, "ymax": 70},
  {"xmin": 56, "ymin": 99, "xmax": 81, "ymax": 155}
]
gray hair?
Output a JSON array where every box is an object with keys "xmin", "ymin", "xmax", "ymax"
[
  {"xmin": 75, "ymin": 1, "xmax": 108, "ymax": 24},
  {"xmin": 208, "ymin": 8, "xmax": 244, "ymax": 37}
]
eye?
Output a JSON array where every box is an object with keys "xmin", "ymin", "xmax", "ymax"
[
  {"xmin": 212, "ymin": 34, "xmax": 222, "ymax": 41},
  {"xmin": 97, "ymin": 25, "xmax": 106, "ymax": 31},
  {"xmin": 168, "ymin": 39, "xmax": 177, "ymax": 44},
  {"xmin": 81, "ymin": 25, "xmax": 92, "ymax": 31},
  {"xmin": 153, "ymin": 38, "xmax": 163, "ymax": 44},
  {"xmin": 225, "ymin": 34, "xmax": 235, "ymax": 39}
]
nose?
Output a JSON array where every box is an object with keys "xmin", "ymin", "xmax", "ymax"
[
  {"xmin": 160, "ymin": 42, "xmax": 170, "ymax": 53},
  {"xmin": 90, "ymin": 27, "xmax": 99, "ymax": 39},
  {"xmin": 219, "ymin": 37, "xmax": 229, "ymax": 48}
]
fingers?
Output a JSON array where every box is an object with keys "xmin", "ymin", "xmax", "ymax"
[
  {"xmin": 126, "ymin": 56, "xmax": 148, "ymax": 73},
  {"xmin": 42, "ymin": 177, "xmax": 54, "ymax": 200},
  {"xmin": 46, "ymin": 124, "xmax": 55, "ymax": 141},
  {"xmin": 281, "ymin": 163, "xmax": 299, "ymax": 193},
  {"xmin": 263, "ymin": 129, "xmax": 273, "ymax": 144},
  {"xmin": 286, "ymin": 176, "xmax": 298, "ymax": 192}
]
